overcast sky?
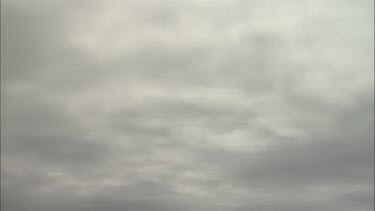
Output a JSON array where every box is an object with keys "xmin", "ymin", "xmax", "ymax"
[{"xmin": 1, "ymin": 0, "xmax": 374, "ymax": 211}]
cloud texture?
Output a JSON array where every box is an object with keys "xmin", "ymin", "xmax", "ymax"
[{"xmin": 1, "ymin": 0, "xmax": 374, "ymax": 210}]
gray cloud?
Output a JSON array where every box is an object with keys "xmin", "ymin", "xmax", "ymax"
[{"xmin": 1, "ymin": 0, "xmax": 373, "ymax": 211}]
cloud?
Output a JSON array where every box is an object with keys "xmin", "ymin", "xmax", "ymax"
[{"xmin": 1, "ymin": 0, "xmax": 373, "ymax": 211}]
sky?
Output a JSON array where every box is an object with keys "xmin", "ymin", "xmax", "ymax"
[{"xmin": 1, "ymin": 0, "xmax": 374, "ymax": 211}]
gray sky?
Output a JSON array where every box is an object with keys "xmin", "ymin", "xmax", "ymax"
[{"xmin": 1, "ymin": 0, "xmax": 374, "ymax": 211}]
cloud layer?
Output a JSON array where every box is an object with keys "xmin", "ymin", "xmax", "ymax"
[{"xmin": 1, "ymin": 0, "xmax": 373, "ymax": 211}]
